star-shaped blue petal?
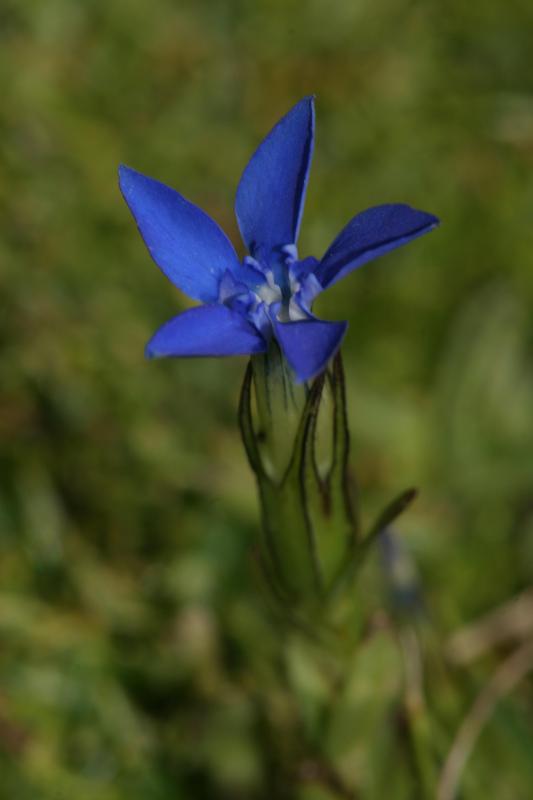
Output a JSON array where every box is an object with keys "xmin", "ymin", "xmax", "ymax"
[
  {"xmin": 146, "ymin": 304, "xmax": 266, "ymax": 359},
  {"xmin": 120, "ymin": 98, "xmax": 439, "ymax": 383},
  {"xmin": 315, "ymin": 204, "xmax": 439, "ymax": 289},
  {"xmin": 235, "ymin": 96, "xmax": 315, "ymax": 260},
  {"xmin": 273, "ymin": 316, "xmax": 348, "ymax": 383}
]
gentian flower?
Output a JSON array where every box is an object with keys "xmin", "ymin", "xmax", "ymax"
[{"xmin": 119, "ymin": 97, "xmax": 438, "ymax": 382}]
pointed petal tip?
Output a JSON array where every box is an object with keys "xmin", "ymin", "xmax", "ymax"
[
  {"xmin": 118, "ymin": 163, "xmax": 146, "ymax": 201},
  {"xmin": 118, "ymin": 163, "xmax": 134, "ymax": 188},
  {"xmin": 144, "ymin": 340, "xmax": 158, "ymax": 359},
  {"xmin": 299, "ymin": 94, "xmax": 316, "ymax": 109},
  {"xmin": 417, "ymin": 207, "xmax": 440, "ymax": 229}
]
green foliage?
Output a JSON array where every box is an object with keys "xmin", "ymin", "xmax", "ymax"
[{"xmin": 1, "ymin": 0, "xmax": 533, "ymax": 797}]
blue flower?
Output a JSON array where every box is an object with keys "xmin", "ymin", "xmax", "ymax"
[{"xmin": 119, "ymin": 97, "xmax": 439, "ymax": 382}]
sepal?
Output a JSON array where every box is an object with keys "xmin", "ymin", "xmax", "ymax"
[
  {"xmin": 239, "ymin": 351, "xmax": 420, "ymax": 619},
  {"xmin": 239, "ymin": 352, "xmax": 359, "ymax": 608}
]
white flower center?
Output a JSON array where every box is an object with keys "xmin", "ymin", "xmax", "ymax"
[
  {"xmin": 256, "ymin": 270, "xmax": 283, "ymax": 306},
  {"xmin": 255, "ymin": 270, "xmax": 308, "ymax": 323}
]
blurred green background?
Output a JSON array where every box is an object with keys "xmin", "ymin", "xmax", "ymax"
[{"xmin": 2, "ymin": 0, "xmax": 533, "ymax": 797}]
